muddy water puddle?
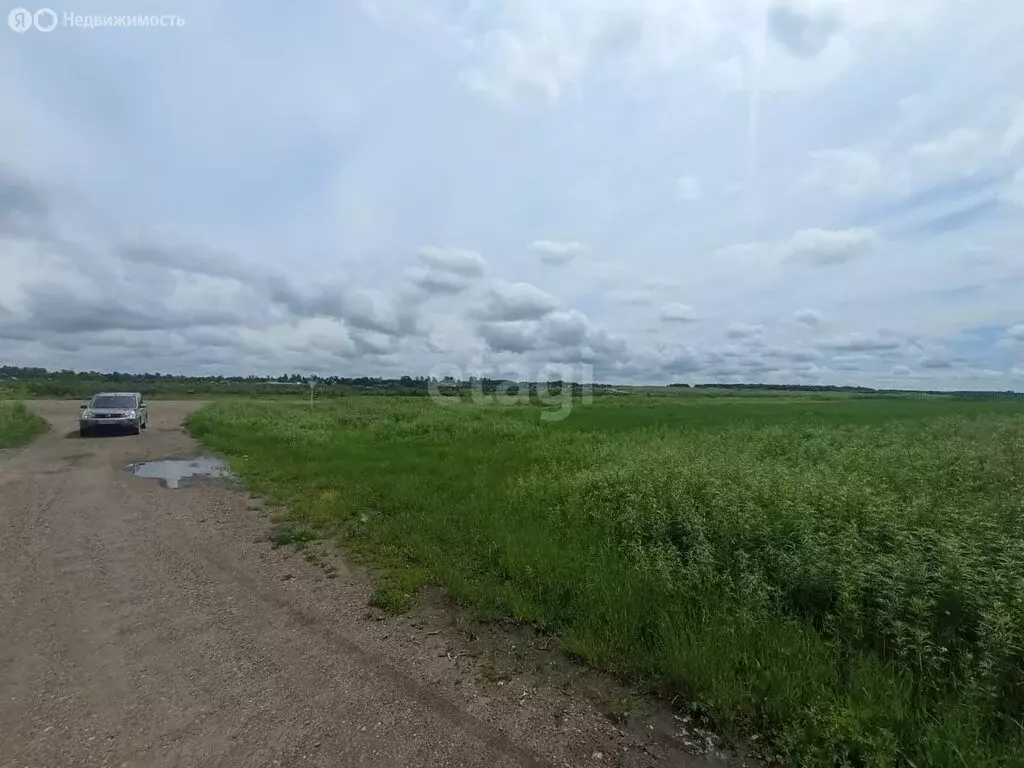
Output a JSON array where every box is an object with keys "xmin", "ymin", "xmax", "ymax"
[{"xmin": 125, "ymin": 456, "xmax": 231, "ymax": 489}]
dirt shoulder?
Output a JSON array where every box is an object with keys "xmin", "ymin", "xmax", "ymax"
[{"xmin": 0, "ymin": 400, "xmax": 759, "ymax": 768}]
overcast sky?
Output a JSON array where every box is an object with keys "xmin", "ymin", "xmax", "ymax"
[{"xmin": 2, "ymin": 0, "xmax": 1023, "ymax": 388}]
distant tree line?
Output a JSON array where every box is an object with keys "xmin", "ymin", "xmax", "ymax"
[
  {"xmin": 0, "ymin": 366, "xmax": 594, "ymax": 399},
  {"xmin": 0, "ymin": 367, "xmax": 429, "ymax": 398},
  {"xmin": 669, "ymin": 381, "xmax": 1023, "ymax": 399},
  {"xmin": 1, "ymin": 366, "xmax": 1018, "ymax": 400}
]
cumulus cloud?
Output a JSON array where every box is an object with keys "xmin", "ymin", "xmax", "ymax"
[
  {"xmin": 408, "ymin": 246, "xmax": 487, "ymax": 295},
  {"xmin": 832, "ymin": 353, "xmax": 874, "ymax": 371},
  {"xmin": 911, "ymin": 129, "xmax": 986, "ymax": 160},
  {"xmin": 784, "ymin": 228, "xmax": 878, "ymax": 266},
  {"xmin": 919, "ymin": 355, "xmax": 954, "ymax": 369},
  {"xmin": 794, "ymin": 308, "xmax": 824, "ymax": 326},
  {"xmin": 0, "ymin": 167, "xmax": 431, "ymax": 374},
  {"xmin": 802, "ymin": 148, "xmax": 884, "ymax": 197},
  {"xmin": 0, "ymin": 166, "xmax": 52, "ymax": 236},
  {"xmin": 764, "ymin": 346, "xmax": 821, "ymax": 363},
  {"xmin": 344, "ymin": 289, "xmax": 412, "ymax": 336},
  {"xmin": 476, "ymin": 308, "xmax": 629, "ymax": 373},
  {"xmin": 477, "ymin": 281, "xmax": 559, "ymax": 322},
  {"xmin": 725, "ymin": 322, "xmax": 763, "ymax": 339},
  {"xmin": 265, "ymin": 280, "xmax": 417, "ymax": 338},
  {"xmin": 659, "ymin": 303, "xmax": 700, "ymax": 323},
  {"xmin": 768, "ymin": 1, "xmax": 844, "ymax": 58},
  {"xmin": 541, "ymin": 310, "xmax": 589, "ymax": 346},
  {"xmin": 9, "ymin": 281, "xmax": 244, "ymax": 336},
  {"xmin": 660, "ymin": 348, "xmax": 701, "ymax": 376},
  {"xmin": 529, "ymin": 240, "xmax": 586, "ymax": 266},
  {"xmin": 408, "ymin": 268, "xmax": 472, "ymax": 295},
  {"xmin": 818, "ymin": 333, "xmax": 903, "ymax": 352},
  {"xmin": 2, "ymin": 2, "xmax": 1022, "ymax": 390},
  {"xmin": 416, "ymin": 246, "xmax": 486, "ymax": 276},
  {"xmin": 266, "ymin": 278, "xmax": 344, "ymax": 320},
  {"xmin": 120, "ymin": 241, "xmax": 255, "ymax": 283},
  {"xmin": 478, "ymin": 321, "xmax": 536, "ymax": 353}
]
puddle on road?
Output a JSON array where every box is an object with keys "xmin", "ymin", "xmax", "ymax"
[{"xmin": 124, "ymin": 456, "xmax": 231, "ymax": 489}]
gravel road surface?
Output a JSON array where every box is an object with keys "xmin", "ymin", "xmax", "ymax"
[{"xmin": 0, "ymin": 401, "xmax": 753, "ymax": 768}]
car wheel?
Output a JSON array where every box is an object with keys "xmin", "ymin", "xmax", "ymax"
[
  {"xmin": 79, "ymin": 427, "xmax": 89, "ymax": 438},
  {"xmin": 132, "ymin": 421, "xmax": 141, "ymax": 435},
  {"xmin": 141, "ymin": 417, "xmax": 147, "ymax": 430}
]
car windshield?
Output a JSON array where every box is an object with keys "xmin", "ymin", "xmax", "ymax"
[{"xmin": 90, "ymin": 395, "xmax": 136, "ymax": 409}]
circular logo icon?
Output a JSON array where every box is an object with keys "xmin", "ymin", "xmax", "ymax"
[
  {"xmin": 33, "ymin": 7, "xmax": 57, "ymax": 32},
  {"xmin": 7, "ymin": 7, "xmax": 33, "ymax": 32}
]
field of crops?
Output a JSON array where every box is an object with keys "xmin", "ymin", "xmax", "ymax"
[
  {"xmin": 0, "ymin": 401, "xmax": 48, "ymax": 447},
  {"xmin": 187, "ymin": 395, "xmax": 1024, "ymax": 766}
]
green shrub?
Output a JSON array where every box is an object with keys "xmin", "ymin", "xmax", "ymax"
[{"xmin": 0, "ymin": 401, "xmax": 47, "ymax": 447}]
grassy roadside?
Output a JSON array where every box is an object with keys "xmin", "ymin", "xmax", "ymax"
[
  {"xmin": 0, "ymin": 401, "xmax": 48, "ymax": 447},
  {"xmin": 187, "ymin": 396, "xmax": 1024, "ymax": 767}
]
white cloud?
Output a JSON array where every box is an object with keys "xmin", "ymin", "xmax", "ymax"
[
  {"xmin": 1003, "ymin": 168, "xmax": 1024, "ymax": 207},
  {"xmin": 1, "ymin": 0, "xmax": 1021, "ymax": 389},
  {"xmin": 919, "ymin": 354, "xmax": 954, "ymax": 370},
  {"xmin": 818, "ymin": 333, "xmax": 903, "ymax": 352},
  {"xmin": 1001, "ymin": 107, "xmax": 1024, "ymax": 154},
  {"xmin": 765, "ymin": 346, "xmax": 821, "ymax": 363},
  {"xmin": 478, "ymin": 281, "xmax": 559, "ymax": 322},
  {"xmin": 784, "ymin": 228, "xmax": 878, "ymax": 267},
  {"xmin": 424, "ymin": 0, "xmax": 941, "ymax": 106},
  {"xmin": 478, "ymin": 320, "xmax": 537, "ymax": 353},
  {"xmin": 408, "ymin": 268, "xmax": 471, "ymax": 295},
  {"xmin": 909, "ymin": 128, "xmax": 991, "ymax": 177},
  {"xmin": 725, "ymin": 322, "xmax": 763, "ymax": 339},
  {"xmin": 609, "ymin": 288, "xmax": 656, "ymax": 306},
  {"xmin": 541, "ymin": 310, "xmax": 589, "ymax": 346},
  {"xmin": 1007, "ymin": 324, "xmax": 1024, "ymax": 341},
  {"xmin": 659, "ymin": 303, "xmax": 700, "ymax": 323},
  {"xmin": 529, "ymin": 240, "xmax": 586, "ymax": 266},
  {"xmin": 767, "ymin": 2, "xmax": 843, "ymax": 59},
  {"xmin": 450, "ymin": 2, "xmax": 725, "ymax": 104},
  {"xmin": 794, "ymin": 308, "xmax": 824, "ymax": 326},
  {"xmin": 802, "ymin": 148, "xmax": 883, "ymax": 197},
  {"xmin": 410, "ymin": 246, "xmax": 487, "ymax": 294},
  {"xmin": 416, "ymin": 246, "xmax": 486, "ymax": 276},
  {"xmin": 832, "ymin": 353, "xmax": 874, "ymax": 371},
  {"xmin": 911, "ymin": 128, "xmax": 986, "ymax": 159}
]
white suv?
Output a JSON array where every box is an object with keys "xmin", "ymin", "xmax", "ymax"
[{"xmin": 79, "ymin": 392, "xmax": 148, "ymax": 437}]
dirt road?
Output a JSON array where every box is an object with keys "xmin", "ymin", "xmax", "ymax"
[{"xmin": 0, "ymin": 401, "xmax": 748, "ymax": 768}]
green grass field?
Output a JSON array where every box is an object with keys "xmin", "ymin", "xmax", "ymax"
[
  {"xmin": 187, "ymin": 395, "xmax": 1024, "ymax": 767},
  {"xmin": 0, "ymin": 401, "xmax": 48, "ymax": 447}
]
